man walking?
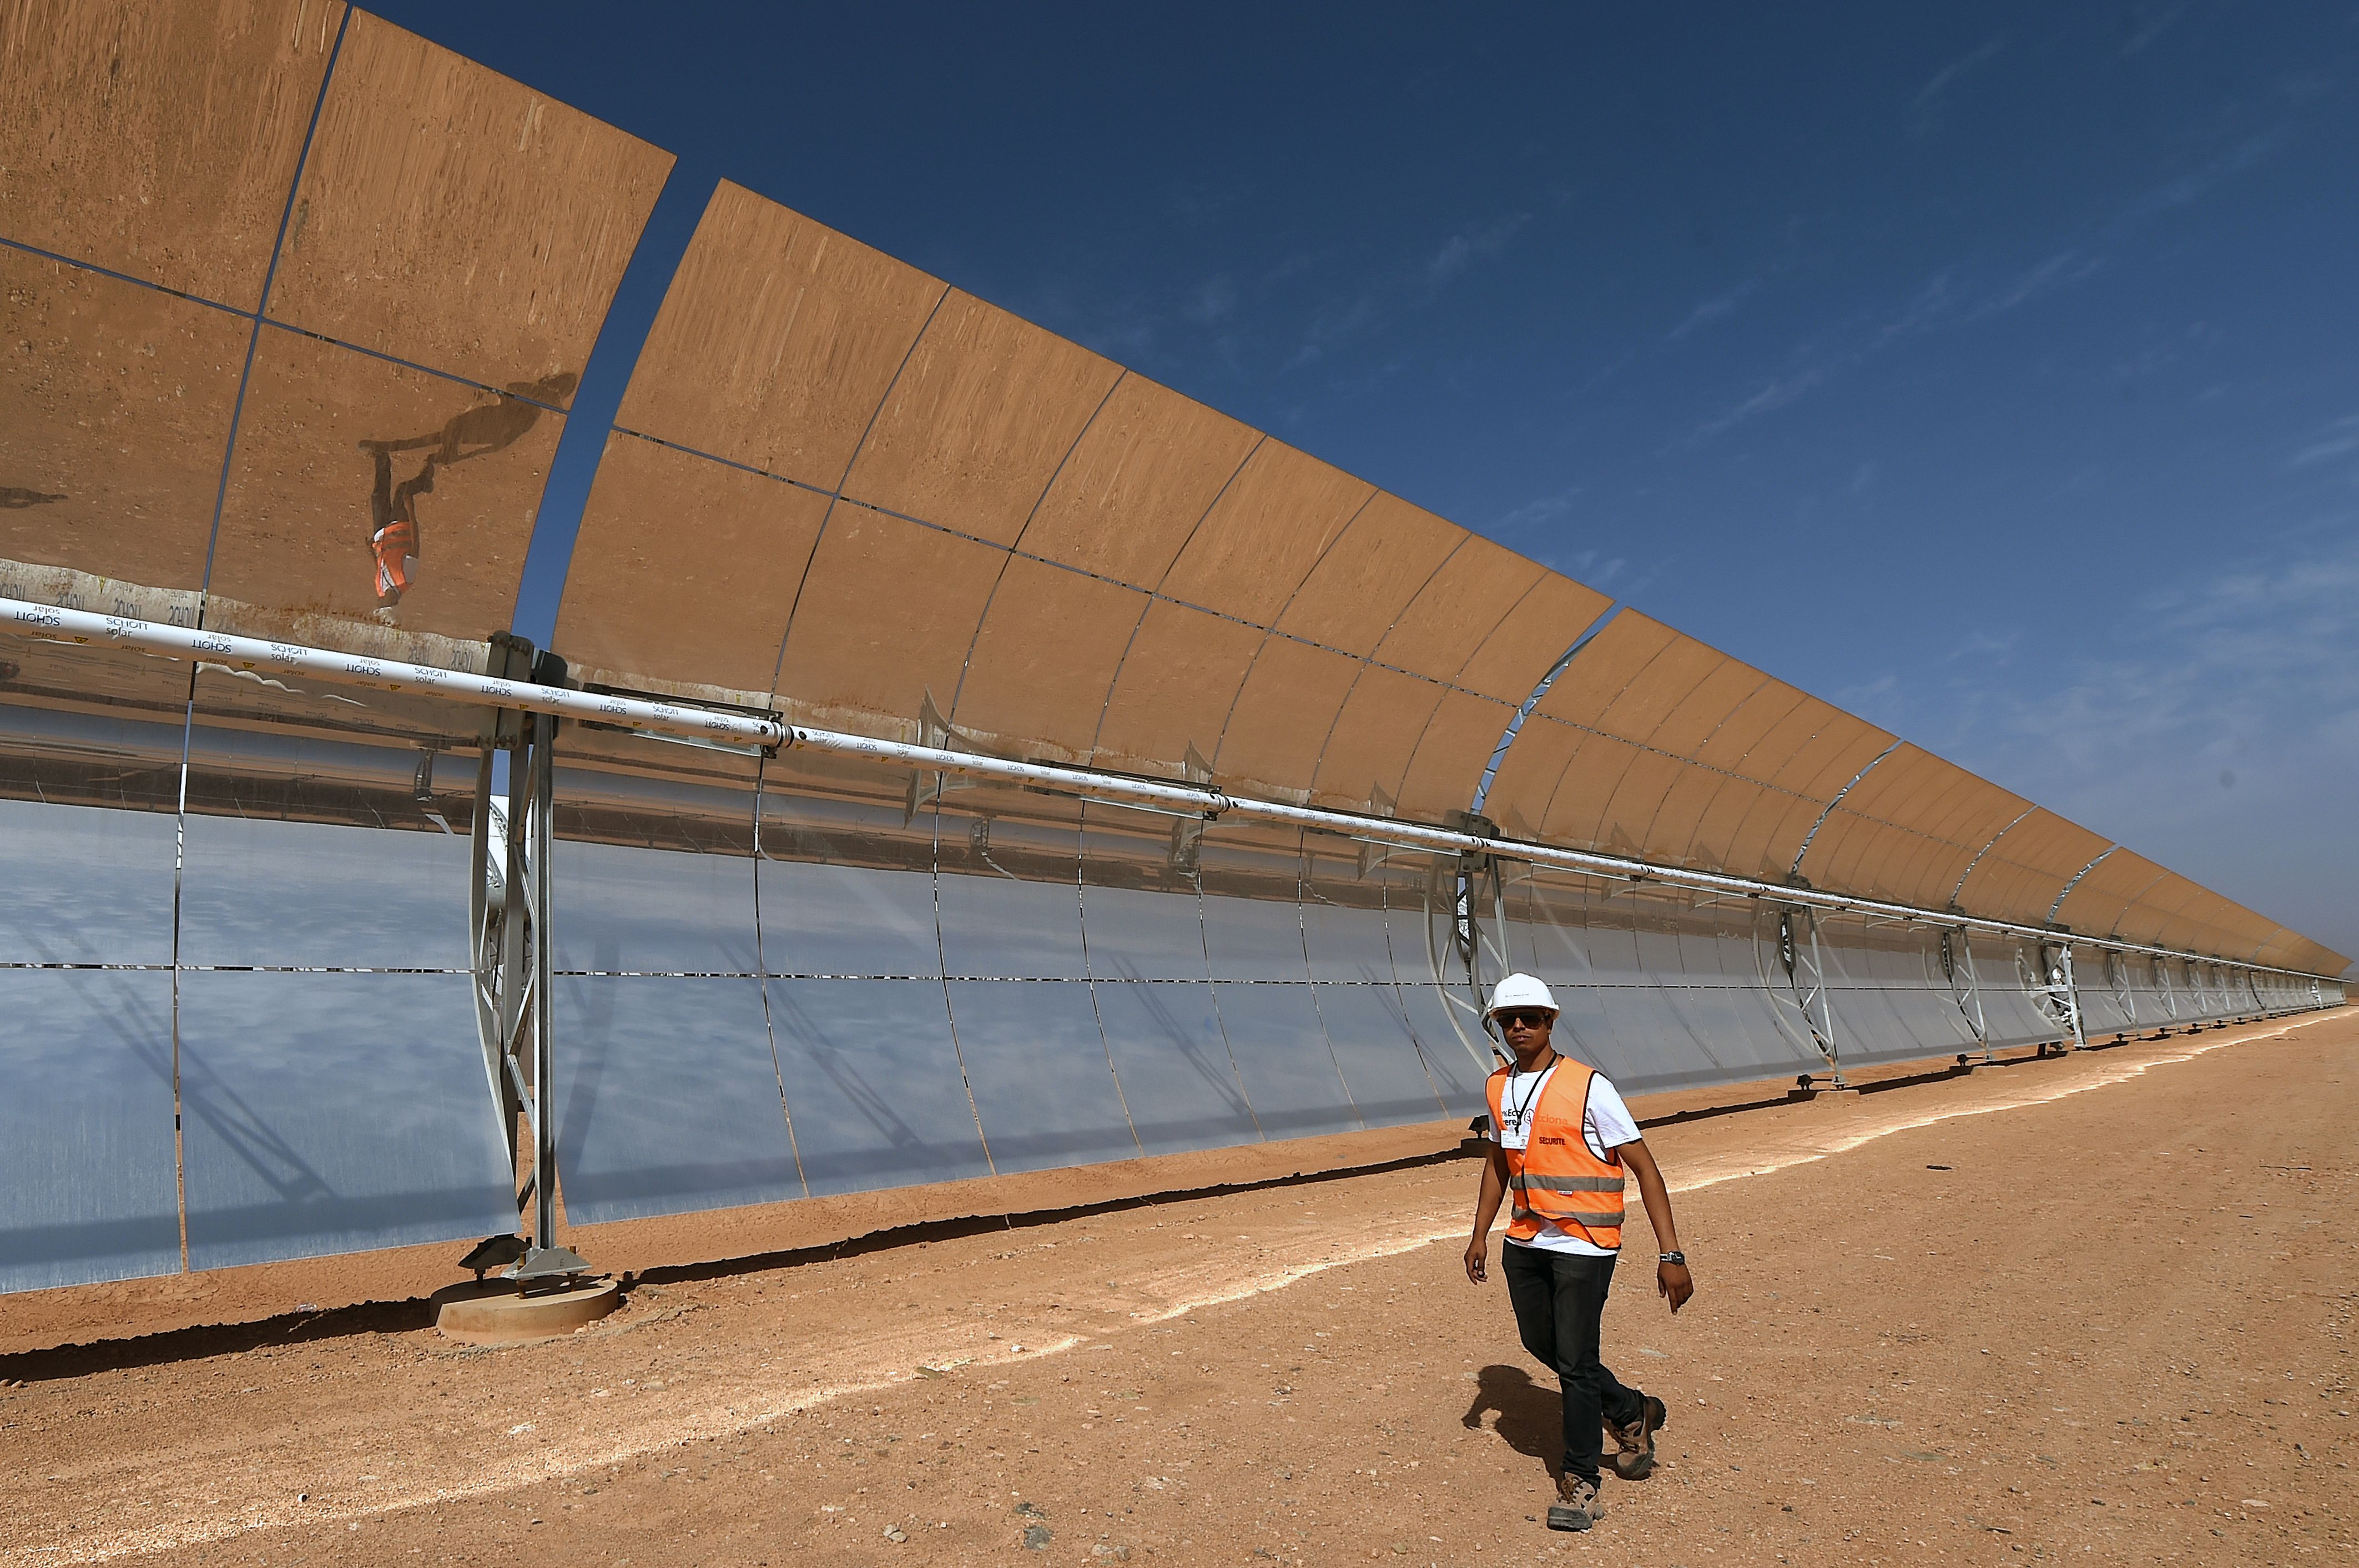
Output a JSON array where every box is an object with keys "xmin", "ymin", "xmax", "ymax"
[{"xmin": 1463, "ymin": 973, "xmax": 1694, "ymax": 1532}]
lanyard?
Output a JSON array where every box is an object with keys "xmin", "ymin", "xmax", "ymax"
[{"xmin": 1503, "ymin": 1057, "xmax": 1554, "ymax": 1141}]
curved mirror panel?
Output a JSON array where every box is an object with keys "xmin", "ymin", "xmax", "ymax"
[
  {"xmin": 1198, "ymin": 822, "xmax": 1310, "ymax": 983},
  {"xmin": 551, "ymin": 975, "xmax": 795, "ymax": 1226},
  {"xmin": 839, "ymin": 293, "xmax": 1121, "ymax": 548},
  {"xmin": 552, "ymin": 763, "xmax": 759, "ymax": 976},
  {"xmin": 0, "ymin": 967, "xmax": 180, "ymax": 1293},
  {"xmin": 1212, "ymin": 982, "xmax": 1356, "ymax": 1142},
  {"xmin": 759, "ymin": 750, "xmax": 940, "ymax": 980},
  {"xmin": 1389, "ymin": 981, "xmax": 1494, "ymax": 1119},
  {"xmin": 179, "ymin": 971, "xmax": 513, "ymax": 1268},
  {"xmin": 0, "ymin": 253, "xmax": 244, "ymax": 590},
  {"xmin": 1088, "ymin": 980, "xmax": 1261, "ymax": 1155},
  {"xmin": 764, "ymin": 977, "xmax": 992, "ymax": 1197},
  {"xmin": 947, "ymin": 980, "xmax": 1137, "ymax": 1173},
  {"xmin": 0, "ymin": 796, "xmax": 178, "ymax": 965},
  {"xmin": 264, "ymin": 11, "xmax": 668, "ymax": 392},
  {"xmin": 1078, "ymin": 803, "xmax": 1211, "ymax": 982},
  {"xmin": 178, "ymin": 702, "xmax": 480, "ymax": 971},
  {"xmin": 935, "ymin": 785, "xmax": 1087, "ymax": 981},
  {"xmin": 1309, "ymin": 982, "xmax": 1445, "ymax": 1130}
]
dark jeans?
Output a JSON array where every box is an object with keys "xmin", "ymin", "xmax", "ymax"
[{"xmin": 1502, "ymin": 1241, "xmax": 1645, "ymax": 1486}]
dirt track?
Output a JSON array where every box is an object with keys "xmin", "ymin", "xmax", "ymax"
[{"xmin": 4, "ymin": 1011, "xmax": 2353, "ymax": 1565}]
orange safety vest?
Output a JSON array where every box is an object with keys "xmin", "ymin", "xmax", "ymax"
[{"xmin": 1486, "ymin": 1057, "xmax": 1626, "ymax": 1248}]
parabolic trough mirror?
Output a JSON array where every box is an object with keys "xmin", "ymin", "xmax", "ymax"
[{"xmin": 1, "ymin": 2, "xmax": 2346, "ymax": 1295}]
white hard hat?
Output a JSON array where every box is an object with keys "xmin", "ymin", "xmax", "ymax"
[{"xmin": 1486, "ymin": 972, "xmax": 1559, "ymax": 1016}]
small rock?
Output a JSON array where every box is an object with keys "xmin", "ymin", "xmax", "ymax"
[
  {"xmin": 1015, "ymin": 1501, "xmax": 1047, "ymax": 1518},
  {"xmin": 883, "ymin": 1525, "xmax": 908, "ymax": 1543},
  {"xmin": 1022, "ymin": 1523, "xmax": 1054, "ymax": 1550}
]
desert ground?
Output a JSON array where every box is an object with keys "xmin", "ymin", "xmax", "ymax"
[{"xmin": 4, "ymin": 1009, "xmax": 2352, "ymax": 1566}]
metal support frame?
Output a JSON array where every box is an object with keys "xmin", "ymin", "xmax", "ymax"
[
  {"xmin": 1427, "ymin": 821, "xmax": 1511, "ymax": 1076},
  {"xmin": 462, "ymin": 634, "xmax": 586, "ymax": 1285},
  {"xmin": 2107, "ymin": 948, "xmax": 2137, "ymax": 1031},
  {"xmin": 1789, "ymin": 738, "xmax": 1899, "ymax": 881},
  {"xmin": 2026, "ymin": 940, "xmax": 2091, "ymax": 1053},
  {"xmin": 2056, "ymin": 942, "xmax": 2089, "ymax": 1051},
  {"xmin": 1776, "ymin": 907, "xmax": 1846, "ymax": 1087},
  {"xmin": 1940, "ymin": 927, "xmax": 1993, "ymax": 1063}
]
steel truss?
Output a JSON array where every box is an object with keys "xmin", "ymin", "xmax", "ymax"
[
  {"xmin": 1424, "ymin": 824, "xmax": 1511, "ymax": 1079},
  {"xmin": 2020, "ymin": 939, "xmax": 2089, "ymax": 1053},
  {"xmin": 2106, "ymin": 949, "xmax": 2138, "ymax": 1032},
  {"xmin": 1773, "ymin": 907, "xmax": 1846, "ymax": 1087},
  {"xmin": 461, "ymin": 634, "xmax": 588, "ymax": 1285},
  {"xmin": 1940, "ymin": 927, "xmax": 1993, "ymax": 1063},
  {"xmin": 2055, "ymin": 942, "xmax": 2090, "ymax": 1051}
]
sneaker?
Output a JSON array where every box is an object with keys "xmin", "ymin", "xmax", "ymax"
[
  {"xmin": 1546, "ymin": 1474, "xmax": 1601, "ymax": 1532},
  {"xmin": 1610, "ymin": 1395, "xmax": 1668, "ymax": 1480},
  {"xmin": 371, "ymin": 519, "xmax": 418, "ymax": 606}
]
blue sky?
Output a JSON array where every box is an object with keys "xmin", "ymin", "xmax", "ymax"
[{"xmin": 372, "ymin": 2, "xmax": 2358, "ymax": 970}]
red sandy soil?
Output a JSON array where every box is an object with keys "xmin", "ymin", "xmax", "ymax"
[{"xmin": 3, "ymin": 1010, "xmax": 2352, "ymax": 1566}]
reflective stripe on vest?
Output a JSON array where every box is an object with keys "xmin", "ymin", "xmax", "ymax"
[{"xmin": 1486, "ymin": 1057, "xmax": 1626, "ymax": 1248}]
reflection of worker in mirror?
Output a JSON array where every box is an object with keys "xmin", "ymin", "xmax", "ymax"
[
  {"xmin": 360, "ymin": 370, "xmax": 576, "ymax": 608},
  {"xmin": 1463, "ymin": 972, "xmax": 1693, "ymax": 1534}
]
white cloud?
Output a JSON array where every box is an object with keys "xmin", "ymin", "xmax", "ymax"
[
  {"xmin": 1972, "ymin": 250, "xmax": 2103, "ymax": 319},
  {"xmin": 1692, "ymin": 365, "xmax": 1829, "ymax": 440},
  {"xmin": 1904, "ymin": 532, "xmax": 2359, "ymax": 964},
  {"xmin": 1668, "ymin": 280, "xmax": 1756, "ymax": 342},
  {"xmin": 1428, "ymin": 213, "xmax": 1531, "ymax": 286},
  {"xmin": 1911, "ymin": 34, "xmax": 2008, "ymax": 134},
  {"xmin": 1184, "ymin": 275, "xmax": 1238, "ymax": 326},
  {"xmin": 1494, "ymin": 482, "xmax": 1582, "ymax": 532},
  {"xmin": 1837, "ymin": 672, "xmax": 1899, "ymax": 713},
  {"xmin": 2120, "ymin": 3, "xmax": 2189, "ymax": 56},
  {"xmin": 2287, "ymin": 412, "xmax": 2359, "ymax": 470}
]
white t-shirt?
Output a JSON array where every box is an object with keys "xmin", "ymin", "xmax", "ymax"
[{"xmin": 1491, "ymin": 1061, "xmax": 1641, "ymax": 1258}]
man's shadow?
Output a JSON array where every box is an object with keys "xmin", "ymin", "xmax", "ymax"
[{"xmin": 1461, "ymin": 1363, "xmax": 1564, "ymax": 1477}]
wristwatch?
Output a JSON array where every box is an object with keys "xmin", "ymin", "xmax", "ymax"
[{"xmin": 1658, "ymin": 1251, "xmax": 1687, "ymax": 1266}]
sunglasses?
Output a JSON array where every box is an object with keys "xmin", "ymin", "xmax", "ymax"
[{"xmin": 1495, "ymin": 1009, "xmax": 1554, "ymax": 1029}]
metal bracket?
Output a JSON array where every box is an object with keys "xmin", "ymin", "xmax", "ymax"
[
  {"xmin": 2058, "ymin": 942, "xmax": 2089, "ymax": 1051},
  {"xmin": 2106, "ymin": 949, "xmax": 2137, "ymax": 1031},
  {"xmin": 1940, "ymin": 926, "xmax": 1993, "ymax": 1063},
  {"xmin": 1776, "ymin": 907, "xmax": 1845, "ymax": 1087},
  {"xmin": 2027, "ymin": 939, "xmax": 2090, "ymax": 1052},
  {"xmin": 1355, "ymin": 782, "xmax": 1398, "ymax": 879},
  {"xmin": 1426, "ymin": 827, "xmax": 1510, "ymax": 1072},
  {"xmin": 466, "ymin": 634, "xmax": 587, "ymax": 1286}
]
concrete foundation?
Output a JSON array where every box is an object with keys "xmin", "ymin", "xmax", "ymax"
[{"xmin": 432, "ymin": 1278, "xmax": 620, "ymax": 1345}]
